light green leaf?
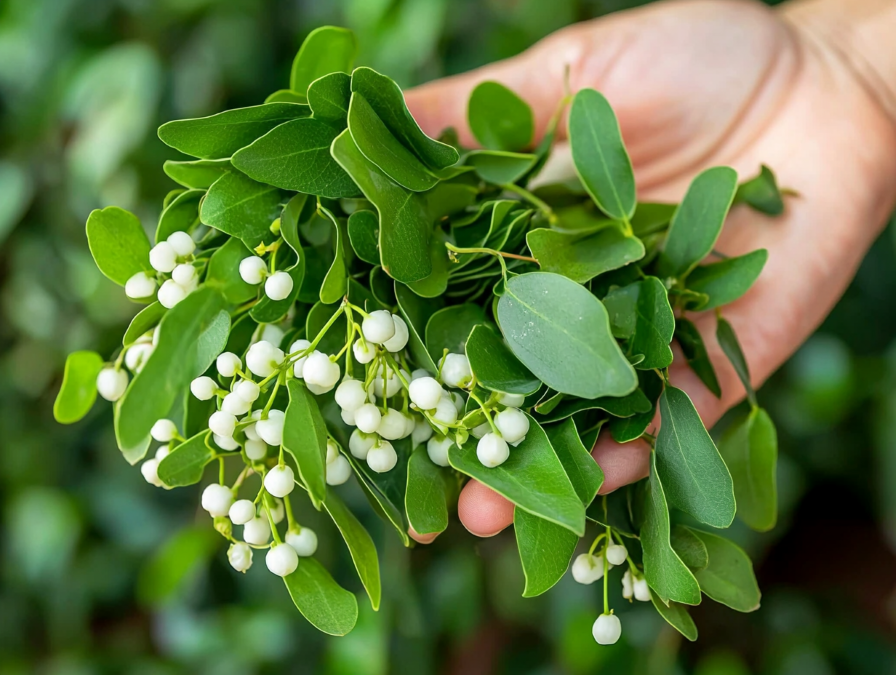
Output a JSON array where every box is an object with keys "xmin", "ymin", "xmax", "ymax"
[
  {"xmin": 464, "ymin": 150, "xmax": 536, "ymax": 184},
  {"xmin": 54, "ymin": 351, "xmax": 104, "ymax": 424},
  {"xmin": 395, "ymin": 282, "xmax": 441, "ymax": 373},
  {"xmin": 284, "ymin": 557, "xmax": 359, "ymax": 636},
  {"xmin": 308, "ymin": 72, "xmax": 352, "ymax": 127},
  {"xmin": 497, "ymin": 272, "xmax": 637, "ymax": 399},
  {"xmin": 535, "ymin": 388, "xmax": 651, "ymax": 423},
  {"xmin": 675, "ymin": 318, "xmax": 721, "ymax": 398},
  {"xmin": 716, "ymin": 316, "xmax": 755, "ymax": 406},
  {"xmin": 515, "ymin": 509, "xmax": 577, "ymax": 597},
  {"xmin": 719, "ymin": 407, "xmax": 778, "ymax": 532},
  {"xmin": 319, "ymin": 206, "xmax": 348, "ymax": 305},
  {"xmin": 405, "ymin": 446, "xmax": 449, "ymax": 535},
  {"xmin": 656, "ymin": 386, "xmax": 735, "ymax": 528},
  {"xmin": 206, "ymin": 237, "xmax": 258, "ymax": 304},
  {"xmin": 449, "ymin": 414, "xmax": 585, "ymax": 535},
  {"xmin": 290, "ymin": 26, "xmax": 357, "ymax": 95},
  {"xmin": 686, "ymin": 250, "xmax": 768, "ymax": 310},
  {"xmin": 330, "ymin": 130, "xmax": 431, "ymax": 283},
  {"xmin": 86, "ymin": 206, "xmax": 151, "ymax": 286},
  {"xmin": 155, "ymin": 189, "xmax": 202, "ymax": 243},
  {"xmin": 688, "ymin": 528, "xmax": 761, "ymax": 612},
  {"xmin": 158, "ymin": 103, "xmax": 309, "ymax": 159},
  {"xmin": 284, "ymin": 381, "xmax": 329, "ymax": 509},
  {"xmin": 526, "ymin": 226, "xmax": 645, "ymax": 284},
  {"xmin": 735, "ymin": 164, "xmax": 784, "ymax": 216},
  {"xmin": 657, "ymin": 167, "xmax": 738, "ymax": 278},
  {"xmin": 544, "ymin": 417, "xmax": 603, "ymax": 505},
  {"xmin": 123, "ymin": 302, "xmax": 167, "ymax": 346},
  {"xmin": 266, "ymin": 89, "xmax": 306, "ymax": 104},
  {"xmin": 201, "ymin": 170, "xmax": 281, "ymax": 249},
  {"xmin": 406, "ymin": 228, "xmax": 450, "ymax": 298},
  {"xmin": 426, "ymin": 304, "xmax": 486, "ymax": 363},
  {"xmin": 465, "ymin": 325, "xmax": 540, "ymax": 395},
  {"xmin": 468, "ymin": 81, "xmax": 533, "ymax": 152},
  {"xmin": 568, "ymin": 88, "xmax": 636, "ymax": 221},
  {"xmin": 347, "ymin": 210, "xmax": 379, "ymax": 264},
  {"xmin": 323, "ymin": 489, "xmax": 381, "ymax": 610},
  {"xmin": 231, "ymin": 118, "xmax": 359, "ymax": 199},
  {"xmin": 163, "ymin": 159, "xmax": 231, "ymax": 189},
  {"xmin": 651, "ymin": 591, "xmax": 698, "ymax": 642},
  {"xmin": 137, "ymin": 525, "xmax": 218, "ymax": 606},
  {"xmin": 157, "ymin": 431, "xmax": 215, "ymax": 487}
]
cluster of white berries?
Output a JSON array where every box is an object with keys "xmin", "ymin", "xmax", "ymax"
[
  {"xmin": 126, "ymin": 231, "xmax": 199, "ymax": 309},
  {"xmin": 239, "ymin": 255, "xmax": 294, "ymax": 302},
  {"xmin": 95, "ymin": 325, "xmax": 164, "ymax": 402},
  {"xmin": 138, "ymin": 418, "xmax": 179, "ymax": 487}
]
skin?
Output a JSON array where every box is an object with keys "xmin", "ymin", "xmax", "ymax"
[{"xmin": 402, "ymin": 0, "xmax": 896, "ymax": 541}]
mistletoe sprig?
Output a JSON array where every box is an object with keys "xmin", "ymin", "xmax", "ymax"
[{"xmin": 54, "ymin": 26, "xmax": 785, "ymax": 642}]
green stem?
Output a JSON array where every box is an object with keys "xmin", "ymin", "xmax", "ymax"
[
  {"xmin": 500, "ymin": 182, "xmax": 556, "ymax": 224},
  {"xmin": 603, "ymin": 524, "xmax": 611, "ymax": 614}
]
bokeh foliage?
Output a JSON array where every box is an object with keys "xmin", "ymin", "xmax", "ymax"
[{"xmin": 1, "ymin": 0, "xmax": 894, "ymax": 673}]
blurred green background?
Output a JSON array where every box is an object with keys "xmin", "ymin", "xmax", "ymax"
[{"xmin": 2, "ymin": 0, "xmax": 896, "ymax": 673}]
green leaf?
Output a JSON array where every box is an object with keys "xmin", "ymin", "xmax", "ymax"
[
  {"xmin": 347, "ymin": 210, "xmax": 380, "ymax": 264},
  {"xmin": 405, "ymin": 446, "xmax": 449, "ymax": 535},
  {"xmin": 156, "ymin": 189, "xmax": 202, "ymax": 243},
  {"xmin": 163, "ymin": 159, "xmax": 231, "ymax": 189},
  {"xmin": 201, "ymin": 171, "xmax": 282, "ymax": 249},
  {"xmin": 629, "ymin": 277, "xmax": 675, "ymax": 370},
  {"xmin": 306, "ymin": 302, "xmax": 348, "ymax": 356},
  {"xmin": 568, "ymin": 89, "xmax": 636, "ymax": 221},
  {"xmin": 116, "ymin": 288, "xmax": 229, "ymax": 458},
  {"xmin": 284, "ymin": 381, "xmax": 329, "ymax": 509},
  {"xmin": 231, "ymin": 118, "xmax": 359, "ymax": 199},
  {"xmin": 651, "ymin": 592, "xmax": 698, "ymax": 642},
  {"xmin": 406, "ymin": 228, "xmax": 450, "ymax": 298},
  {"xmin": 308, "ymin": 72, "xmax": 352, "ymax": 127},
  {"xmin": 641, "ymin": 452, "xmax": 702, "ymax": 605},
  {"xmin": 719, "ymin": 407, "xmax": 778, "ymax": 531},
  {"xmin": 123, "ymin": 302, "xmax": 167, "ymax": 346},
  {"xmin": 688, "ymin": 528, "xmax": 761, "ymax": 612},
  {"xmin": 468, "ymin": 81, "xmax": 534, "ymax": 152},
  {"xmin": 657, "ymin": 167, "xmax": 739, "ymax": 279},
  {"xmin": 631, "ymin": 202, "xmax": 676, "ymax": 237},
  {"xmin": 158, "ymin": 103, "xmax": 309, "ymax": 160},
  {"xmin": 735, "ymin": 164, "xmax": 784, "ymax": 216},
  {"xmin": 586, "ymin": 489, "xmax": 636, "ymax": 537},
  {"xmin": 426, "ymin": 303, "xmax": 486, "ymax": 362},
  {"xmin": 464, "ymin": 150, "xmax": 536, "ymax": 184},
  {"xmin": 290, "ymin": 26, "xmax": 357, "ymax": 95},
  {"xmin": 716, "ymin": 317, "xmax": 755, "ymax": 405},
  {"xmin": 608, "ymin": 370, "xmax": 663, "ymax": 443},
  {"xmin": 157, "ymin": 431, "xmax": 215, "ymax": 487},
  {"xmin": 322, "ymin": 489, "xmax": 382, "ymax": 611},
  {"xmin": 136, "ymin": 526, "xmax": 218, "ymax": 607},
  {"xmin": 656, "ymin": 386, "xmax": 735, "ymax": 528},
  {"xmin": 526, "ymin": 226, "xmax": 645, "ymax": 284},
  {"xmin": 514, "ymin": 509, "xmax": 577, "ymax": 597},
  {"xmin": 350, "ymin": 67, "xmax": 458, "ymax": 170},
  {"xmin": 343, "ymin": 448, "xmax": 411, "ymax": 547},
  {"xmin": 497, "ymin": 272, "xmax": 637, "ymax": 399},
  {"xmin": 318, "ymin": 207, "xmax": 349, "ymax": 304},
  {"xmin": 266, "ymin": 89, "xmax": 306, "ymax": 104},
  {"xmin": 449, "ymin": 414, "xmax": 585, "ymax": 535},
  {"xmin": 535, "ymin": 388, "xmax": 651, "ymax": 423},
  {"xmin": 284, "ymin": 557, "xmax": 359, "ymax": 636},
  {"xmin": 543, "ymin": 418, "xmax": 603, "ymax": 504},
  {"xmin": 465, "ymin": 324, "xmax": 540, "ymax": 395},
  {"xmin": 670, "ymin": 525, "xmax": 709, "ymax": 570},
  {"xmin": 86, "ymin": 206, "xmax": 151, "ymax": 286},
  {"xmin": 54, "ymin": 351, "xmax": 104, "ymax": 424},
  {"xmin": 206, "ymin": 237, "xmax": 258, "ymax": 304},
  {"xmin": 426, "ymin": 181, "xmax": 478, "ymax": 221},
  {"xmin": 685, "ymin": 250, "xmax": 768, "ymax": 310},
  {"xmin": 330, "ymin": 130, "xmax": 431, "ymax": 283},
  {"xmin": 395, "ymin": 282, "xmax": 441, "ymax": 373},
  {"xmin": 348, "ymin": 93, "xmax": 438, "ymax": 192},
  {"xmin": 675, "ymin": 318, "xmax": 721, "ymax": 398}
]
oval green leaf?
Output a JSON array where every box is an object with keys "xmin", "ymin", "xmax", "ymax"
[
  {"xmin": 323, "ymin": 489, "xmax": 382, "ymax": 611},
  {"xmin": 201, "ymin": 171, "xmax": 282, "ymax": 249},
  {"xmin": 54, "ymin": 351, "xmax": 104, "ymax": 424},
  {"xmin": 465, "ymin": 324, "xmax": 540, "ymax": 395},
  {"xmin": 290, "ymin": 26, "xmax": 357, "ymax": 96},
  {"xmin": 284, "ymin": 380, "xmax": 329, "ymax": 509},
  {"xmin": 85, "ymin": 206, "xmax": 151, "ymax": 286},
  {"xmin": 515, "ymin": 509, "xmax": 577, "ymax": 597},
  {"xmin": 688, "ymin": 528, "xmax": 761, "ymax": 612},
  {"xmin": 163, "ymin": 159, "xmax": 231, "ymax": 189},
  {"xmin": 526, "ymin": 226, "xmax": 645, "ymax": 284},
  {"xmin": 405, "ymin": 446, "xmax": 449, "ymax": 536},
  {"xmin": 719, "ymin": 407, "xmax": 777, "ymax": 532},
  {"xmin": 157, "ymin": 431, "xmax": 215, "ymax": 487},
  {"xmin": 284, "ymin": 557, "xmax": 359, "ymax": 636},
  {"xmin": 468, "ymin": 81, "xmax": 534, "ymax": 152},
  {"xmin": 686, "ymin": 249, "xmax": 768, "ymax": 310}
]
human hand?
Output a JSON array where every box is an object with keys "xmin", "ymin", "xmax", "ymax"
[{"xmin": 404, "ymin": 0, "xmax": 896, "ymax": 541}]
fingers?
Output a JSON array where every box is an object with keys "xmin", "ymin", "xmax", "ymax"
[
  {"xmin": 593, "ymin": 435, "xmax": 652, "ymax": 495},
  {"xmin": 457, "ymin": 479, "xmax": 515, "ymax": 537},
  {"xmin": 408, "ymin": 525, "xmax": 439, "ymax": 545}
]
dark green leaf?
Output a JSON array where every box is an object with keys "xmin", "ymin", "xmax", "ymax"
[
  {"xmin": 631, "ymin": 277, "xmax": 674, "ymax": 370},
  {"xmin": 568, "ymin": 88, "xmax": 636, "ymax": 221},
  {"xmin": 156, "ymin": 189, "xmax": 202, "ymax": 243},
  {"xmin": 86, "ymin": 206, "xmax": 151, "ymax": 286},
  {"xmin": 426, "ymin": 181, "xmax": 478, "ymax": 221},
  {"xmin": 158, "ymin": 103, "xmax": 309, "ymax": 159},
  {"xmin": 250, "ymin": 260, "xmax": 304, "ymax": 323},
  {"xmin": 426, "ymin": 303, "xmax": 486, "ymax": 362},
  {"xmin": 342, "ymin": 441, "xmax": 410, "ymax": 546},
  {"xmin": 465, "ymin": 324, "xmax": 540, "ymax": 395},
  {"xmin": 322, "ymin": 489, "xmax": 382, "ymax": 610},
  {"xmin": 369, "ymin": 266, "xmax": 396, "ymax": 308},
  {"xmin": 318, "ymin": 206, "xmax": 348, "ymax": 304},
  {"xmin": 468, "ymin": 81, "xmax": 533, "ymax": 152},
  {"xmin": 405, "ymin": 446, "xmax": 449, "ymax": 535},
  {"xmin": 536, "ymin": 388, "xmax": 651, "ymax": 423},
  {"xmin": 686, "ymin": 250, "xmax": 768, "ymax": 310},
  {"xmin": 716, "ymin": 317, "xmax": 755, "ymax": 405},
  {"xmin": 544, "ymin": 418, "xmax": 603, "ymax": 504},
  {"xmin": 308, "ymin": 72, "xmax": 352, "ymax": 127},
  {"xmin": 670, "ymin": 525, "xmax": 709, "ymax": 570},
  {"xmin": 464, "ymin": 150, "xmax": 535, "ymax": 184},
  {"xmin": 157, "ymin": 431, "xmax": 215, "ymax": 487},
  {"xmin": 609, "ymin": 370, "xmax": 663, "ymax": 443},
  {"xmin": 347, "ymin": 210, "xmax": 380, "ymax": 264},
  {"xmin": 514, "ymin": 509, "xmax": 577, "ymax": 597},
  {"xmin": 651, "ymin": 592, "xmax": 698, "ymax": 642},
  {"xmin": 284, "ymin": 557, "xmax": 358, "ymax": 636},
  {"xmin": 201, "ymin": 171, "xmax": 281, "ymax": 249},
  {"xmin": 720, "ymin": 407, "xmax": 777, "ymax": 531},
  {"xmin": 526, "ymin": 226, "xmax": 644, "ymax": 284},
  {"xmin": 735, "ymin": 164, "xmax": 784, "ymax": 216},
  {"xmin": 688, "ymin": 528, "xmax": 761, "ymax": 612},
  {"xmin": 631, "ymin": 202, "xmax": 676, "ymax": 237},
  {"xmin": 586, "ymin": 489, "xmax": 637, "ymax": 537},
  {"xmin": 306, "ymin": 302, "xmax": 348, "ymax": 356},
  {"xmin": 54, "ymin": 351, "xmax": 104, "ymax": 424},
  {"xmin": 497, "ymin": 272, "xmax": 637, "ymax": 399},
  {"xmin": 406, "ymin": 228, "xmax": 450, "ymax": 298},
  {"xmin": 395, "ymin": 282, "xmax": 441, "ymax": 373},
  {"xmin": 656, "ymin": 386, "xmax": 735, "ymax": 528},
  {"xmin": 163, "ymin": 159, "xmax": 231, "ymax": 189},
  {"xmin": 675, "ymin": 318, "xmax": 721, "ymax": 398},
  {"xmin": 206, "ymin": 237, "xmax": 258, "ymax": 304},
  {"xmin": 284, "ymin": 380, "xmax": 329, "ymax": 509},
  {"xmin": 290, "ymin": 26, "xmax": 357, "ymax": 95},
  {"xmin": 123, "ymin": 303, "xmax": 166, "ymax": 346}
]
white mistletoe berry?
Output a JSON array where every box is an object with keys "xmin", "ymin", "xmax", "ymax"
[
  {"xmin": 222, "ymin": 391, "xmax": 251, "ymax": 416},
  {"xmin": 191, "ymin": 376, "xmax": 217, "ymax": 400},
  {"xmin": 229, "ymin": 499, "xmax": 256, "ymax": 525},
  {"xmin": 382, "ymin": 315, "xmax": 409, "ymax": 352},
  {"xmin": 208, "ymin": 410, "xmax": 236, "ymax": 438},
  {"xmin": 234, "ymin": 379, "xmax": 260, "ymax": 403},
  {"xmin": 571, "ymin": 553, "xmax": 604, "ymax": 584},
  {"xmin": 409, "ymin": 376, "xmax": 442, "ymax": 410},
  {"xmin": 157, "ymin": 279, "xmax": 187, "ymax": 308},
  {"xmin": 216, "ymin": 352, "xmax": 242, "ymax": 378},
  {"xmin": 352, "ymin": 339, "xmax": 375, "ymax": 364},
  {"xmin": 477, "ymin": 432, "xmax": 509, "ymax": 468},
  {"xmin": 266, "ymin": 542, "xmax": 299, "ymax": 577},
  {"xmin": 97, "ymin": 367, "xmax": 128, "ymax": 401},
  {"xmin": 606, "ymin": 544, "xmax": 627, "ymax": 567},
  {"xmin": 377, "ymin": 408, "xmax": 407, "ymax": 441},
  {"xmin": 201, "ymin": 483, "xmax": 234, "ymax": 517},
  {"xmin": 367, "ymin": 440, "xmax": 398, "ymax": 473},
  {"xmin": 633, "ymin": 576, "xmax": 650, "ymax": 602},
  {"xmin": 255, "ymin": 409, "xmax": 285, "ymax": 447},
  {"xmin": 593, "ymin": 614, "xmax": 622, "ymax": 645},
  {"xmin": 326, "ymin": 454, "xmax": 352, "ymax": 485},
  {"xmin": 243, "ymin": 516, "xmax": 271, "ymax": 545},
  {"xmin": 498, "ymin": 392, "xmax": 526, "ymax": 407},
  {"xmin": 303, "ymin": 351, "xmax": 340, "ymax": 390},
  {"xmin": 264, "ymin": 271, "xmax": 293, "ymax": 301},
  {"xmin": 125, "ymin": 342, "xmax": 154, "ymax": 373},
  {"xmin": 371, "ymin": 367, "xmax": 403, "ymax": 399},
  {"xmin": 239, "ymin": 256, "xmax": 267, "ymax": 285},
  {"xmin": 494, "ymin": 408, "xmax": 529, "ymax": 445},
  {"xmin": 171, "ymin": 263, "xmax": 196, "ymax": 287},
  {"xmin": 354, "ymin": 403, "xmax": 382, "ymax": 434},
  {"xmin": 432, "ymin": 396, "xmax": 458, "ymax": 427},
  {"xmin": 125, "ymin": 271, "xmax": 157, "ymax": 299},
  {"xmin": 167, "ymin": 230, "xmax": 195, "ymax": 257},
  {"xmin": 290, "ymin": 339, "xmax": 312, "ymax": 377},
  {"xmin": 264, "ymin": 465, "xmax": 295, "ymax": 498},
  {"xmin": 426, "ymin": 435, "xmax": 453, "ymax": 467},
  {"xmin": 440, "ymin": 353, "xmax": 472, "ymax": 388},
  {"xmin": 341, "ymin": 407, "xmax": 355, "ymax": 425},
  {"xmin": 335, "ymin": 379, "xmax": 367, "ymax": 412},
  {"xmin": 269, "ymin": 498, "xmax": 285, "ymax": 524},
  {"xmin": 412, "ymin": 417, "xmax": 434, "ymax": 445},
  {"xmin": 149, "ymin": 241, "xmax": 177, "ymax": 273},
  {"xmin": 286, "ymin": 527, "xmax": 318, "ymax": 557},
  {"xmin": 214, "ymin": 434, "xmax": 239, "ymax": 451},
  {"xmin": 326, "ymin": 439, "xmax": 340, "ymax": 464},
  {"xmin": 140, "ymin": 458, "xmax": 163, "ymax": 487},
  {"xmin": 244, "ymin": 438, "xmax": 268, "ymax": 461},
  {"xmin": 361, "ymin": 310, "xmax": 396, "ymax": 344},
  {"xmin": 410, "ymin": 368, "xmax": 429, "ymax": 381},
  {"xmin": 256, "ymin": 323, "xmax": 284, "ymax": 347},
  {"xmin": 155, "ymin": 444, "xmax": 171, "ymax": 462},
  {"xmin": 150, "ymin": 419, "xmax": 177, "ymax": 443},
  {"xmin": 228, "ymin": 542, "xmax": 253, "ymax": 573},
  {"xmin": 246, "ymin": 341, "xmax": 284, "ymax": 378},
  {"xmin": 349, "ymin": 429, "xmax": 376, "ymax": 459},
  {"xmin": 472, "ymin": 422, "xmax": 491, "ymax": 439},
  {"xmin": 622, "ymin": 570, "xmax": 634, "ymax": 600}
]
